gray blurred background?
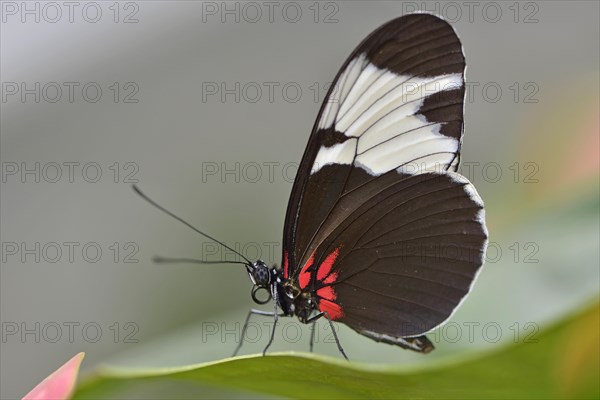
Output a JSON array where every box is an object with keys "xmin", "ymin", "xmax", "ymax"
[{"xmin": 1, "ymin": 1, "xmax": 599, "ymax": 398}]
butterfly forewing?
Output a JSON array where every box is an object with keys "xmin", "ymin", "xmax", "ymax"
[
  {"xmin": 284, "ymin": 14, "xmax": 467, "ymax": 273},
  {"xmin": 282, "ymin": 14, "xmax": 486, "ymax": 342}
]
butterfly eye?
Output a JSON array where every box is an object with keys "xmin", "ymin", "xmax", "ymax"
[{"xmin": 251, "ymin": 263, "xmax": 271, "ymax": 287}]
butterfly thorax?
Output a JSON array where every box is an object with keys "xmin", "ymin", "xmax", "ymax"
[
  {"xmin": 279, "ymin": 278, "xmax": 317, "ymax": 323},
  {"xmin": 294, "ymin": 292, "xmax": 318, "ymax": 323}
]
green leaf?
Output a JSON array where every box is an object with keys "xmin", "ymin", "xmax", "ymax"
[{"xmin": 74, "ymin": 303, "xmax": 598, "ymax": 399}]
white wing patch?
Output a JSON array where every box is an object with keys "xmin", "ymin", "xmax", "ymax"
[
  {"xmin": 311, "ymin": 139, "xmax": 357, "ymax": 174},
  {"xmin": 318, "ymin": 56, "xmax": 367, "ymax": 131},
  {"xmin": 357, "ymin": 125, "xmax": 458, "ymax": 175},
  {"xmin": 312, "ymin": 53, "xmax": 463, "ymax": 177}
]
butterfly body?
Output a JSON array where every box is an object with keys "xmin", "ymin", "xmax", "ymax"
[{"xmin": 248, "ymin": 261, "xmax": 317, "ymax": 323}]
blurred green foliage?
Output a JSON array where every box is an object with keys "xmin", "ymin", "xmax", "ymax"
[{"xmin": 74, "ymin": 302, "xmax": 598, "ymax": 399}]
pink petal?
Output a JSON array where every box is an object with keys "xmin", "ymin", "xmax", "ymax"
[{"xmin": 23, "ymin": 352, "xmax": 85, "ymax": 400}]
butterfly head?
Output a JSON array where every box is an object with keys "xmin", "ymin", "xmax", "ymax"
[
  {"xmin": 248, "ymin": 260, "xmax": 271, "ymax": 287},
  {"xmin": 248, "ymin": 260, "xmax": 275, "ymax": 304}
]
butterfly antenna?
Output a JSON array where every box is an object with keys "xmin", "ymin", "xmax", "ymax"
[
  {"xmin": 153, "ymin": 256, "xmax": 253, "ymax": 272},
  {"xmin": 132, "ymin": 185, "xmax": 253, "ymax": 265}
]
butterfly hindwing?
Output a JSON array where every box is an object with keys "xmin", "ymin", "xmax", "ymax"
[{"xmin": 307, "ymin": 172, "xmax": 487, "ymax": 337}]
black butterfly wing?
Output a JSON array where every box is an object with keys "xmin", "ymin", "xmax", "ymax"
[
  {"xmin": 307, "ymin": 171, "xmax": 487, "ymax": 341},
  {"xmin": 282, "ymin": 13, "xmax": 467, "ymax": 280}
]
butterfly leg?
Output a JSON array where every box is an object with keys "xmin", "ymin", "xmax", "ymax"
[
  {"xmin": 232, "ymin": 309, "xmax": 283, "ymax": 357},
  {"xmin": 309, "ymin": 320, "xmax": 317, "ymax": 352},
  {"xmin": 262, "ymin": 284, "xmax": 280, "ymax": 356},
  {"xmin": 307, "ymin": 312, "xmax": 349, "ymax": 360}
]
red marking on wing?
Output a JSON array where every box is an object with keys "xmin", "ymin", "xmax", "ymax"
[
  {"xmin": 316, "ymin": 286, "xmax": 336, "ymax": 301},
  {"xmin": 323, "ymin": 271, "xmax": 338, "ymax": 285},
  {"xmin": 316, "ymin": 247, "xmax": 341, "ymax": 282},
  {"xmin": 283, "ymin": 251, "xmax": 289, "ymax": 279},
  {"xmin": 319, "ymin": 299, "xmax": 344, "ymax": 320},
  {"xmin": 298, "ymin": 252, "xmax": 315, "ymax": 289}
]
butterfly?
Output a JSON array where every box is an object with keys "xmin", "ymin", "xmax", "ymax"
[{"xmin": 134, "ymin": 12, "xmax": 488, "ymax": 359}]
